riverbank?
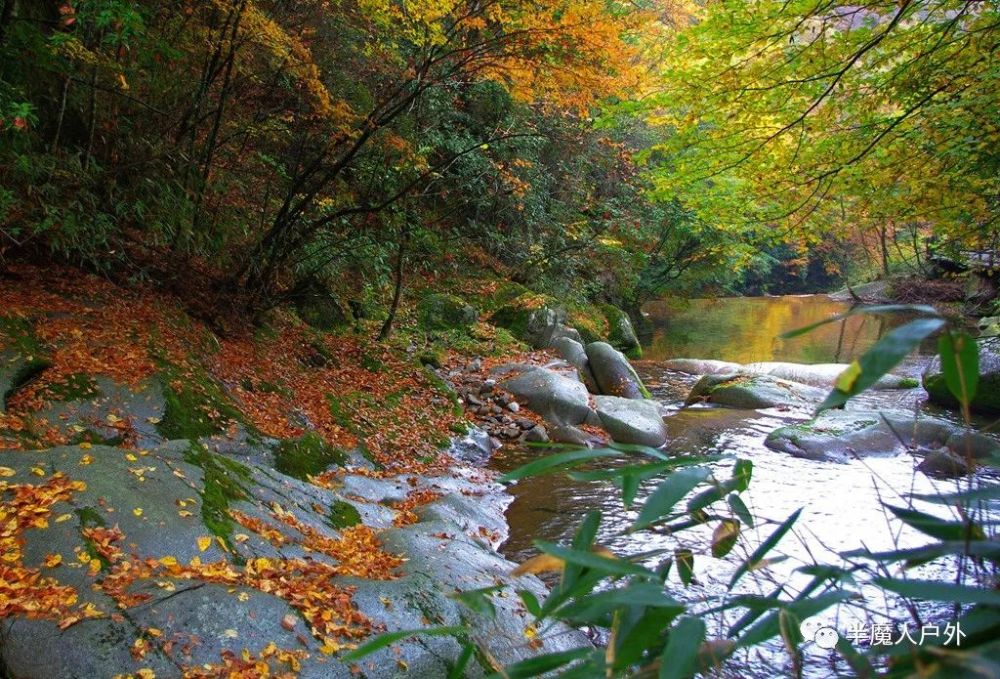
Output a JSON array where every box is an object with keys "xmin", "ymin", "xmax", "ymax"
[{"xmin": 0, "ymin": 264, "xmax": 606, "ymax": 676}]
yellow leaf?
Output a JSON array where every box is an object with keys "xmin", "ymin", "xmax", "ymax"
[
  {"xmin": 0, "ymin": 466, "xmax": 15, "ymax": 477},
  {"xmin": 197, "ymin": 536, "xmax": 212, "ymax": 552},
  {"xmin": 44, "ymin": 553, "xmax": 63, "ymax": 567},
  {"xmin": 79, "ymin": 442, "xmax": 92, "ymax": 450},
  {"xmin": 80, "ymin": 455, "xmax": 93, "ymax": 465},
  {"xmin": 137, "ymin": 669, "xmax": 156, "ymax": 679},
  {"xmin": 125, "ymin": 453, "xmax": 138, "ymax": 462},
  {"xmin": 178, "ymin": 510, "xmax": 193, "ymax": 518},
  {"xmin": 31, "ymin": 467, "xmax": 45, "ymax": 477},
  {"xmin": 55, "ymin": 513, "xmax": 73, "ymax": 523},
  {"xmin": 835, "ymin": 360, "xmax": 862, "ymax": 393},
  {"xmin": 133, "ymin": 508, "xmax": 143, "ymax": 517},
  {"xmin": 511, "ymin": 553, "xmax": 564, "ymax": 576}
]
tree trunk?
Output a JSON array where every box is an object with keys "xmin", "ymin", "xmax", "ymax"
[{"xmin": 377, "ymin": 226, "xmax": 409, "ymax": 342}]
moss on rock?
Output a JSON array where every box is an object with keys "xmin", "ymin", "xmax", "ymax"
[
  {"xmin": 328, "ymin": 499, "xmax": 362, "ymax": 529},
  {"xmin": 418, "ymin": 293, "xmax": 478, "ymax": 331},
  {"xmin": 274, "ymin": 431, "xmax": 348, "ymax": 481}
]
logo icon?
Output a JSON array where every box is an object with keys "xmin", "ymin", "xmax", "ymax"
[{"xmin": 800, "ymin": 618, "xmax": 840, "ymax": 649}]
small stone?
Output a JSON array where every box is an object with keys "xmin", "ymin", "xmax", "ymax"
[
  {"xmin": 515, "ymin": 418, "xmax": 535, "ymax": 429},
  {"xmin": 466, "ymin": 393, "xmax": 483, "ymax": 406},
  {"xmin": 490, "ymin": 404, "xmax": 502, "ymax": 415},
  {"xmin": 524, "ymin": 426, "xmax": 549, "ymax": 443},
  {"xmin": 507, "ymin": 401, "xmax": 520, "ymax": 413},
  {"xmin": 477, "ymin": 406, "xmax": 491, "ymax": 416},
  {"xmin": 503, "ymin": 426, "xmax": 521, "ymax": 439},
  {"xmin": 489, "ymin": 436, "xmax": 503, "ymax": 450}
]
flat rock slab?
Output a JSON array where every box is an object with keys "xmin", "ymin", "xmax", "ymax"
[
  {"xmin": 594, "ymin": 395, "xmax": 667, "ymax": 448},
  {"xmin": 685, "ymin": 373, "xmax": 826, "ymax": 410},
  {"xmin": 765, "ymin": 410, "xmax": 1000, "ymax": 464},
  {"xmin": 499, "ymin": 367, "xmax": 592, "ymax": 426},
  {"xmin": 666, "ymin": 358, "xmax": 911, "ymax": 389},
  {"xmin": 0, "ymin": 442, "xmax": 588, "ymax": 677}
]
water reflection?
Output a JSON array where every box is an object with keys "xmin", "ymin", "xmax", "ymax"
[{"xmin": 640, "ymin": 296, "xmax": 933, "ymax": 364}]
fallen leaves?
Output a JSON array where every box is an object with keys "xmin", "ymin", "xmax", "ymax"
[{"xmin": 0, "ymin": 473, "xmax": 100, "ymax": 628}]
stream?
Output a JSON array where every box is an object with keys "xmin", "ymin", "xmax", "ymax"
[{"xmin": 488, "ymin": 295, "xmax": 996, "ymax": 678}]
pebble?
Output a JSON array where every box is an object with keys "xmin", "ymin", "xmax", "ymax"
[{"xmin": 507, "ymin": 401, "xmax": 520, "ymax": 413}]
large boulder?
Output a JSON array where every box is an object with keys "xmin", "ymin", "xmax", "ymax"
[
  {"xmin": 490, "ymin": 295, "xmax": 576, "ymax": 348},
  {"xmin": 594, "ymin": 395, "xmax": 667, "ymax": 447},
  {"xmin": 292, "ymin": 282, "xmax": 351, "ymax": 331},
  {"xmin": 417, "ymin": 293, "xmax": 478, "ymax": 330},
  {"xmin": 685, "ymin": 373, "xmax": 825, "ymax": 409},
  {"xmin": 586, "ymin": 342, "xmax": 650, "ymax": 399},
  {"xmin": 765, "ymin": 409, "xmax": 1000, "ymax": 463},
  {"xmin": 550, "ymin": 337, "xmax": 599, "ymax": 393},
  {"xmin": 499, "ymin": 367, "xmax": 593, "ymax": 426},
  {"xmin": 0, "ymin": 442, "xmax": 588, "ymax": 677},
  {"xmin": 923, "ymin": 339, "xmax": 1000, "ymax": 414},
  {"xmin": 599, "ymin": 304, "xmax": 642, "ymax": 359}
]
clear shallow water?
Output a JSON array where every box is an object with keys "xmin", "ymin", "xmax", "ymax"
[{"xmin": 490, "ymin": 296, "xmax": 996, "ymax": 677}]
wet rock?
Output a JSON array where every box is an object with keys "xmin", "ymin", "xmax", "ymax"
[
  {"xmin": 524, "ymin": 426, "xmax": 549, "ymax": 443},
  {"xmin": 663, "ymin": 358, "xmax": 742, "ymax": 375},
  {"xmin": 923, "ymin": 338, "xmax": 1000, "ymax": 414},
  {"xmin": 765, "ymin": 410, "xmax": 1000, "ymax": 463},
  {"xmin": 666, "ymin": 359, "xmax": 912, "ymax": 390},
  {"xmin": 593, "ymin": 395, "xmax": 667, "ymax": 448},
  {"xmin": 499, "ymin": 368, "xmax": 592, "ymax": 426},
  {"xmin": 585, "ymin": 342, "xmax": 649, "ymax": 399},
  {"xmin": 917, "ymin": 448, "xmax": 973, "ymax": 478},
  {"xmin": 549, "ymin": 424, "xmax": 595, "ymax": 447},
  {"xmin": 685, "ymin": 373, "xmax": 825, "ymax": 410}
]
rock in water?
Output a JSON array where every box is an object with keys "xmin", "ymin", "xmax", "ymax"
[
  {"xmin": 585, "ymin": 342, "xmax": 650, "ymax": 399},
  {"xmin": 499, "ymin": 367, "xmax": 593, "ymax": 425},
  {"xmin": 685, "ymin": 373, "xmax": 825, "ymax": 409},
  {"xmin": 923, "ymin": 338, "xmax": 1000, "ymax": 414},
  {"xmin": 594, "ymin": 395, "xmax": 667, "ymax": 447},
  {"xmin": 765, "ymin": 409, "xmax": 1000, "ymax": 464}
]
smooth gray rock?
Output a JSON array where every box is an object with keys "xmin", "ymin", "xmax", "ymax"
[
  {"xmin": 585, "ymin": 342, "xmax": 649, "ymax": 399},
  {"xmin": 0, "ymin": 442, "xmax": 589, "ymax": 677},
  {"xmin": 550, "ymin": 337, "xmax": 599, "ymax": 393},
  {"xmin": 548, "ymin": 424, "xmax": 596, "ymax": 447},
  {"xmin": 666, "ymin": 358, "xmax": 912, "ymax": 389},
  {"xmin": 685, "ymin": 373, "xmax": 826, "ymax": 409},
  {"xmin": 594, "ymin": 395, "xmax": 667, "ymax": 447},
  {"xmin": 500, "ymin": 368, "xmax": 592, "ymax": 426},
  {"xmin": 765, "ymin": 409, "xmax": 1000, "ymax": 463},
  {"xmin": 664, "ymin": 358, "xmax": 743, "ymax": 375}
]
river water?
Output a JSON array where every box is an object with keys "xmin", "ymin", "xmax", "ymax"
[{"xmin": 489, "ymin": 296, "xmax": 995, "ymax": 678}]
